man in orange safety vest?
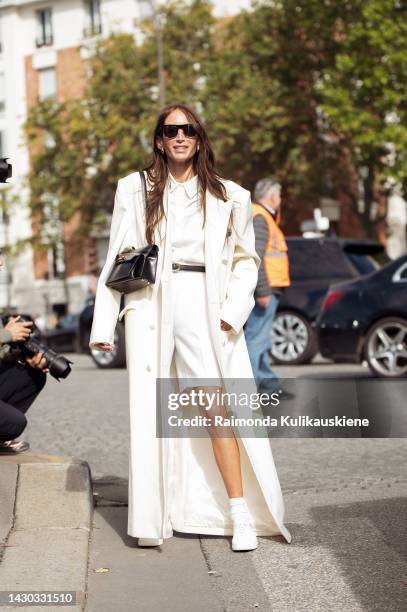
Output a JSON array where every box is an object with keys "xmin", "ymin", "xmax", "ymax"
[{"xmin": 244, "ymin": 177, "xmax": 291, "ymax": 394}]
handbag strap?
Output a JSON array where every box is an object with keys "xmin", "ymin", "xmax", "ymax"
[{"xmin": 139, "ymin": 170, "xmax": 147, "ymax": 209}]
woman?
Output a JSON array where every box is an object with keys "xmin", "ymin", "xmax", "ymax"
[{"xmin": 89, "ymin": 103, "xmax": 291, "ymax": 551}]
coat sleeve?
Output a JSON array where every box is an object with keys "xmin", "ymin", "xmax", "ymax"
[
  {"xmin": 0, "ymin": 326, "xmax": 12, "ymax": 344},
  {"xmin": 219, "ymin": 191, "xmax": 261, "ymax": 334},
  {"xmin": 89, "ymin": 179, "xmax": 129, "ymax": 349}
]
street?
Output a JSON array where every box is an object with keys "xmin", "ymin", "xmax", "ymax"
[
  {"xmin": 23, "ymin": 353, "xmax": 406, "ymax": 486},
  {"xmin": 19, "ymin": 353, "xmax": 407, "ymax": 611}
]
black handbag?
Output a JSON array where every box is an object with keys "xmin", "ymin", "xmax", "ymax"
[{"xmin": 105, "ymin": 171, "xmax": 159, "ymax": 294}]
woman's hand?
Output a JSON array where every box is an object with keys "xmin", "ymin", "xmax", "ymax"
[
  {"xmin": 220, "ymin": 319, "xmax": 232, "ymax": 331},
  {"xmin": 92, "ymin": 342, "xmax": 114, "ymax": 352},
  {"xmin": 5, "ymin": 317, "xmax": 33, "ymax": 342}
]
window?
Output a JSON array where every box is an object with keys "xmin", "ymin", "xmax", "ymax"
[
  {"xmin": 38, "ymin": 67, "xmax": 57, "ymax": 100},
  {"xmin": 35, "ymin": 8, "xmax": 53, "ymax": 47},
  {"xmin": 46, "ymin": 240, "xmax": 65, "ymax": 280},
  {"xmin": 0, "ymin": 73, "xmax": 4, "ymax": 113},
  {"xmin": 346, "ymin": 252, "xmax": 379, "ymax": 275},
  {"xmin": 83, "ymin": 0, "xmax": 102, "ymax": 37}
]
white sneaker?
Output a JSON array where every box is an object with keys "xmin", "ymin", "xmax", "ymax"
[
  {"xmin": 232, "ymin": 523, "xmax": 258, "ymax": 552},
  {"xmin": 138, "ymin": 538, "xmax": 163, "ymax": 547}
]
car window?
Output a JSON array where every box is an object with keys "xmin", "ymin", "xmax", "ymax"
[
  {"xmin": 287, "ymin": 241, "xmax": 354, "ymax": 280},
  {"xmin": 347, "ymin": 250, "xmax": 391, "ymax": 275},
  {"xmin": 60, "ymin": 314, "xmax": 77, "ymax": 328},
  {"xmin": 346, "ymin": 253, "xmax": 379, "ymax": 275},
  {"xmin": 393, "ymin": 262, "xmax": 407, "ymax": 281}
]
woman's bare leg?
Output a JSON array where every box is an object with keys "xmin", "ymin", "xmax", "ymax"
[
  {"xmin": 194, "ymin": 385, "xmax": 243, "ymax": 497},
  {"xmin": 211, "ymin": 435, "xmax": 243, "ymax": 498}
]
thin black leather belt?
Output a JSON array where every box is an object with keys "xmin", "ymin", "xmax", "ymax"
[{"xmin": 172, "ymin": 262, "xmax": 206, "ymax": 273}]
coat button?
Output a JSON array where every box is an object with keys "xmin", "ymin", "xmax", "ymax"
[
  {"xmin": 146, "ymin": 365, "xmax": 151, "ymax": 372},
  {"xmin": 149, "ymin": 323, "xmax": 155, "ymax": 330}
]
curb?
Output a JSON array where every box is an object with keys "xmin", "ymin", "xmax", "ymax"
[{"xmin": 0, "ymin": 453, "xmax": 93, "ymax": 611}]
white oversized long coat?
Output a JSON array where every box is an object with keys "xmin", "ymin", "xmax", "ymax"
[{"xmin": 89, "ymin": 170, "xmax": 291, "ymax": 543}]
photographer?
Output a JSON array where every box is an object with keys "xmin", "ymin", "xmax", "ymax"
[{"xmin": 0, "ymin": 255, "xmax": 49, "ymax": 453}]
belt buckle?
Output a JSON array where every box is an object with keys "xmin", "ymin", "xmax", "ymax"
[{"xmin": 172, "ymin": 262, "xmax": 181, "ymax": 273}]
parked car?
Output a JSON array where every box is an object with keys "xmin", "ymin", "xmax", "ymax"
[
  {"xmin": 316, "ymin": 254, "xmax": 407, "ymax": 377},
  {"xmin": 270, "ymin": 237, "xmax": 386, "ymax": 365},
  {"xmin": 78, "ymin": 295, "xmax": 126, "ymax": 368},
  {"xmin": 43, "ymin": 313, "xmax": 80, "ymax": 353}
]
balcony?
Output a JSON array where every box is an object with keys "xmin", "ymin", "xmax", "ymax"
[{"xmin": 35, "ymin": 34, "xmax": 54, "ymax": 48}]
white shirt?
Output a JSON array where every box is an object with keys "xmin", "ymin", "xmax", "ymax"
[{"xmin": 168, "ymin": 171, "xmax": 205, "ymax": 265}]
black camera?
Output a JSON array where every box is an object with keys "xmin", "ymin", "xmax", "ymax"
[{"xmin": 6, "ymin": 315, "xmax": 73, "ymax": 381}]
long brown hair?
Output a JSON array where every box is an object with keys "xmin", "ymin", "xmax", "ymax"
[{"xmin": 143, "ymin": 103, "xmax": 228, "ymax": 244}]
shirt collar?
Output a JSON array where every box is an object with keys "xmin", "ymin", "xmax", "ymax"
[
  {"xmin": 168, "ymin": 171, "xmax": 199, "ymax": 199},
  {"xmin": 258, "ymin": 201, "xmax": 276, "ymax": 217}
]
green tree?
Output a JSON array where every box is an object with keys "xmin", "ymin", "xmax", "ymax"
[
  {"xmin": 319, "ymin": 0, "xmax": 407, "ymax": 238},
  {"xmin": 204, "ymin": 0, "xmax": 407, "ymax": 239},
  {"xmin": 202, "ymin": 0, "xmax": 344, "ymax": 228}
]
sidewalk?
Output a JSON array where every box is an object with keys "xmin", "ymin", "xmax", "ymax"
[
  {"xmin": 1, "ymin": 452, "xmax": 406, "ymax": 611},
  {"xmin": 0, "ymin": 454, "xmax": 92, "ymax": 612}
]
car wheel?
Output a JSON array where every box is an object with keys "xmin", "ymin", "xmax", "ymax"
[
  {"xmin": 89, "ymin": 323, "xmax": 126, "ymax": 369},
  {"xmin": 365, "ymin": 317, "xmax": 407, "ymax": 378},
  {"xmin": 271, "ymin": 310, "xmax": 318, "ymax": 365}
]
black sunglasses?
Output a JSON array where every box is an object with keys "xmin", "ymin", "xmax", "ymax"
[{"xmin": 161, "ymin": 123, "xmax": 198, "ymax": 139}]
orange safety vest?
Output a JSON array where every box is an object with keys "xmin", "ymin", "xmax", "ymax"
[{"xmin": 252, "ymin": 202, "xmax": 291, "ymax": 288}]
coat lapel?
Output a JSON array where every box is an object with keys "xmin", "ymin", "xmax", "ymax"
[
  {"xmin": 151, "ymin": 182, "xmax": 170, "ymax": 301},
  {"xmin": 204, "ymin": 191, "xmax": 233, "ymax": 271},
  {"xmin": 204, "ymin": 190, "xmax": 234, "ymax": 376}
]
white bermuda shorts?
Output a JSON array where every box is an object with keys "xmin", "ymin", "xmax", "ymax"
[{"xmin": 171, "ymin": 270, "xmax": 223, "ymax": 382}]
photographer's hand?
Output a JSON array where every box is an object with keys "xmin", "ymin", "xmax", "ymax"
[
  {"xmin": 25, "ymin": 351, "xmax": 49, "ymax": 374},
  {"xmin": 5, "ymin": 317, "xmax": 33, "ymax": 342}
]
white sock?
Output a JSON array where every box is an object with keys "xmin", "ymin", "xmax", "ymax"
[
  {"xmin": 229, "ymin": 497, "xmax": 251, "ymax": 526},
  {"xmin": 229, "ymin": 496, "xmax": 246, "ymax": 508}
]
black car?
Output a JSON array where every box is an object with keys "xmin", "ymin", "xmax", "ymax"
[
  {"xmin": 271, "ymin": 238, "xmax": 386, "ymax": 365},
  {"xmin": 78, "ymin": 295, "xmax": 126, "ymax": 368},
  {"xmin": 43, "ymin": 313, "xmax": 80, "ymax": 353},
  {"xmin": 316, "ymin": 254, "xmax": 407, "ymax": 377}
]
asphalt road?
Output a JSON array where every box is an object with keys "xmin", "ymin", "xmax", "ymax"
[{"xmin": 23, "ymin": 353, "xmax": 406, "ymax": 486}]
